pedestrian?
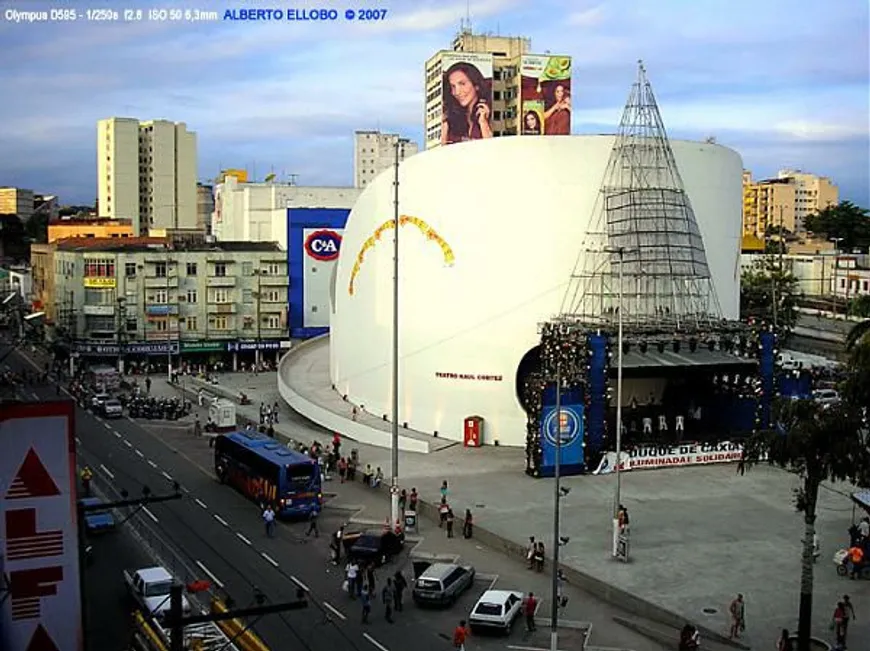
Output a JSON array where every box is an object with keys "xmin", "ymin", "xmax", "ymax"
[
  {"xmin": 331, "ymin": 529, "xmax": 343, "ymax": 565},
  {"xmin": 80, "ymin": 467, "xmax": 93, "ymax": 497},
  {"xmin": 557, "ymin": 570, "xmax": 568, "ymax": 608},
  {"xmin": 526, "ymin": 536, "xmax": 536, "ymax": 569},
  {"xmin": 338, "ymin": 457, "xmax": 348, "ymax": 483},
  {"xmin": 360, "ymin": 586, "xmax": 371, "ymax": 623},
  {"xmin": 776, "ymin": 629, "xmax": 793, "ymax": 651},
  {"xmin": 381, "ymin": 578, "xmax": 395, "ymax": 623},
  {"xmin": 842, "ymin": 594, "xmax": 855, "ymax": 643},
  {"xmin": 523, "ymin": 592, "xmax": 538, "ymax": 631},
  {"xmin": 145, "ymin": 377, "xmax": 151, "ymax": 394},
  {"xmin": 366, "ymin": 563, "xmax": 376, "ymax": 595},
  {"xmin": 440, "ymin": 480, "xmax": 449, "ymax": 499},
  {"xmin": 678, "ymin": 624, "xmax": 700, "ymax": 651},
  {"xmin": 263, "ymin": 505, "xmax": 275, "ymax": 537},
  {"xmin": 463, "ymin": 509, "xmax": 473, "ymax": 539},
  {"xmin": 452, "ymin": 620, "xmax": 469, "ymax": 650},
  {"xmin": 259, "ymin": 403, "xmax": 265, "ymax": 425},
  {"xmin": 832, "ymin": 600, "xmax": 847, "ymax": 647},
  {"xmin": 305, "ymin": 509, "xmax": 319, "ymax": 537},
  {"xmin": 399, "ymin": 489, "xmax": 407, "ymax": 513},
  {"xmin": 446, "ymin": 508, "xmax": 455, "ymax": 538},
  {"xmin": 438, "ymin": 497, "xmax": 449, "ymax": 528},
  {"xmin": 409, "ymin": 488, "xmax": 419, "ymax": 512},
  {"xmin": 197, "ymin": 389, "xmax": 204, "ymax": 406},
  {"xmin": 193, "ymin": 416, "xmax": 202, "ymax": 437},
  {"xmin": 534, "ymin": 542, "xmax": 545, "ymax": 572},
  {"xmin": 728, "ymin": 593, "xmax": 745, "ymax": 639},
  {"xmin": 346, "ymin": 560, "xmax": 359, "ymax": 600},
  {"xmin": 272, "ymin": 401, "xmax": 279, "ymax": 423},
  {"xmin": 393, "ymin": 570, "xmax": 407, "ymax": 612}
]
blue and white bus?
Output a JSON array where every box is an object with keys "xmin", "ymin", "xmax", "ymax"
[{"xmin": 214, "ymin": 431, "xmax": 322, "ymax": 517}]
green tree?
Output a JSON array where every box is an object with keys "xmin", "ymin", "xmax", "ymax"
[
  {"xmin": 742, "ymin": 400, "xmax": 870, "ymax": 651},
  {"xmin": 804, "ymin": 201, "xmax": 870, "ymax": 251},
  {"xmin": 740, "ymin": 256, "xmax": 801, "ymax": 331},
  {"xmin": 24, "ymin": 211, "xmax": 49, "ymax": 243}
]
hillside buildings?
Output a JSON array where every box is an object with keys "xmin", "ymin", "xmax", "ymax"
[{"xmin": 742, "ymin": 169, "xmax": 838, "ymax": 239}]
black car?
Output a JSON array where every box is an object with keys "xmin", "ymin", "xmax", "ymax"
[{"xmin": 343, "ymin": 530, "xmax": 405, "ymax": 565}]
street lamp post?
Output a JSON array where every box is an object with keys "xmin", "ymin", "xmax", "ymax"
[
  {"xmin": 549, "ymin": 363, "xmax": 563, "ymax": 651},
  {"xmin": 830, "ymin": 237, "xmax": 844, "ymax": 315}
]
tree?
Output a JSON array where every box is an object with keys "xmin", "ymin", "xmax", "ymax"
[
  {"xmin": 740, "ymin": 256, "xmax": 801, "ymax": 332},
  {"xmin": 804, "ymin": 201, "xmax": 870, "ymax": 251},
  {"xmin": 24, "ymin": 211, "xmax": 49, "ymax": 243},
  {"xmin": 742, "ymin": 399, "xmax": 870, "ymax": 651}
]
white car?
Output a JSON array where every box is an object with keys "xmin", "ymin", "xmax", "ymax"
[
  {"xmin": 468, "ymin": 589, "xmax": 524, "ymax": 634},
  {"xmin": 813, "ymin": 389, "xmax": 840, "ymax": 407}
]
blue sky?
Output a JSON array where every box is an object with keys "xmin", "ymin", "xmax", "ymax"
[{"xmin": 0, "ymin": 0, "xmax": 867, "ymax": 206}]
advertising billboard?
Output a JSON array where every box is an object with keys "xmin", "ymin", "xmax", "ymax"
[
  {"xmin": 1, "ymin": 401, "xmax": 82, "ymax": 651},
  {"xmin": 440, "ymin": 52, "xmax": 494, "ymax": 146},
  {"xmin": 538, "ymin": 384, "xmax": 585, "ymax": 476},
  {"xmin": 519, "ymin": 55, "xmax": 572, "ymax": 135}
]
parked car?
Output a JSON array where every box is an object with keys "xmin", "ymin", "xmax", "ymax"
[
  {"xmin": 102, "ymin": 399, "xmax": 123, "ymax": 418},
  {"xmin": 342, "ymin": 529, "xmax": 404, "ymax": 566},
  {"xmin": 412, "ymin": 562, "xmax": 475, "ymax": 607},
  {"xmin": 91, "ymin": 393, "xmax": 111, "ymax": 412},
  {"xmin": 79, "ymin": 497, "xmax": 115, "ymax": 533},
  {"xmin": 468, "ymin": 589, "xmax": 524, "ymax": 634},
  {"xmin": 813, "ymin": 389, "xmax": 840, "ymax": 407}
]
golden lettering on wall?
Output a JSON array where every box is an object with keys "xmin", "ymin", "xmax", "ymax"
[{"xmin": 83, "ymin": 277, "xmax": 117, "ymax": 288}]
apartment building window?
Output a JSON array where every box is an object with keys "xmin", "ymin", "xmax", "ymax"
[
  {"xmin": 264, "ymin": 289, "xmax": 280, "ymax": 302},
  {"xmin": 213, "ymin": 289, "xmax": 229, "ymax": 303},
  {"xmin": 126, "ymin": 318, "xmax": 137, "ymax": 332},
  {"xmin": 214, "ymin": 262, "xmax": 227, "ymax": 277},
  {"xmin": 266, "ymin": 315, "xmax": 281, "ymax": 329},
  {"xmin": 155, "ymin": 262, "xmax": 167, "ymax": 278},
  {"xmin": 186, "ymin": 262, "xmax": 198, "ymax": 275},
  {"xmin": 153, "ymin": 319, "xmax": 168, "ymax": 332},
  {"xmin": 242, "ymin": 262, "xmax": 253, "ymax": 276},
  {"xmin": 243, "ymin": 289, "xmax": 253, "ymax": 304},
  {"xmin": 213, "ymin": 316, "xmax": 229, "ymax": 330},
  {"xmin": 186, "ymin": 289, "xmax": 197, "ymax": 303},
  {"xmin": 151, "ymin": 289, "xmax": 167, "ymax": 304},
  {"xmin": 242, "ymin": 316, "xmax": 254, "ymax": 330},
  {"xmin": 493, "ymin": 91, "xmax": 501, "ymax": 100},
  {"xmin": 493, "ymin": 111, "xmax": 502, "ymax": 120},
  {"xmin": 125, "ymin": 263, "xmax": 136, "ymax": 278},
  {"xmin": 85, "ymin": 316, "xmax": 115, "ymax": 332},
  {"xmin": 84, "ymin": 289, "xmax": 113, "ymax": 305},
  {"xmin": 185, "ymin": 316, "xmax": 198, "ymax": 330},
  {"xmin": 265, "ymin": 263, "xmax": 280, "ymax": 276},
  {"xmin": 84, "ymin": 259, "xmax": 115, "ymax": 277}
]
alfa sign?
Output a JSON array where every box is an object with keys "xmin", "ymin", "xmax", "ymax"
[{"xmin": 304, "ymin": 230, "xmax": 342, "ymax": 261}]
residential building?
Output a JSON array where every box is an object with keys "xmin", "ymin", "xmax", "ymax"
[
  {"xmin": 216, "ymin": 168, "xmax": 248, "ymax": 184},
  {"xmin": 33, "ymin": 194, "xmax": 60, "ymax": 220},
  {"xmin": 740, "ymin": 251, "xmax": 867, "ymax": 298},
  {"xmin": 354, "ymin": 131, "xmax": 418, "ymax": 188},
  {"xmin": 776, "ymin": 169, "xmax": 839, "ymax": 233},
  {"xmin": 212, "ymin": 176, "xmax": 360, "ymax": 249},
  {"xmin": 30, "ymin": 243, "xmax": 55, "ymax": 320},
  {"xmin": 425, "ymin": 29, "xmax": 531, "ymax": 149},
  {"xmin": 97, "ymin": 117, "xmax": 198, "ymax": 234},
  {"xmin": 48, "ymin": 218, "xmax": 135, "ymax": 243},
  {"xmin": 0, "ymin": 187, "xmax": 35, "ymax": 221},
  {"xmin": 51, "ymin": 238, "xmax": 289, "ymax": 367},
  {"xmin": 197, "ymin": 184, "xmax": 215, "ymax": 234}
]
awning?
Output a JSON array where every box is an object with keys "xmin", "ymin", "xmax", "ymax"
[
  {"xmin": 619, "ymin": 348, "xmax": 756, "ymax": 370},
  {"xmin": 852, "ymin": 489, "xmax": 870, "ymax": 513}
]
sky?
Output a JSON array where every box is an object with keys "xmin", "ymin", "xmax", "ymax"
[{"xmin": 0, "ymin": 0, "xmax": 868, "ymax": 206}]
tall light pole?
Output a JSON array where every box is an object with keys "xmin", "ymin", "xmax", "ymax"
[
  {"xmin": 549, "ymin": 363, "xmax": 563, "ymax": 651},
  {"xmin": 166, "ymin": 255, "xmax": 173, "ymax": 382},
  {"xmin": 830, "ymin": 237, "xmax": 844, "ymax": 315},
  {"xmin": 390, "ymin": 138, "xmax": 407, "ymax": 528}
]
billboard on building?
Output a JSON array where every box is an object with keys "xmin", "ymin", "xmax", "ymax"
[
  {"xmin": 1, "ymin": 401, "xmax": 83, "ymax": 651},
  {"xmin": 519, "ymin": 55, "xmax": 572, "ymax": 135},
  {"xmin": 440, "ymin": 52, "xmax": 494, "ymax": 146}
]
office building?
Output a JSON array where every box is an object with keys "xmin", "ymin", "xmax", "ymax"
[
  {"xmin": 212, "ymin": 176, "xmax": 359, "ymax": 249},
  {"xmin": 0, "ymin": 187, "xmax": 35, "ymax": 221},
  {"xmin": 354, "ymin": 131, "xmax": 418, "ymax": 188},
  {"xmin": 197, "ymin": 184, "xmax": 215, "ymax": 234},
  {"xmin": 97, "ymin": 117, "xmax": 198, "ymax": 234},
  {"xmin": 48, "ymin": 237, "xmax": 289, "ymax": 366},
  {"xmin": 742, "ymin": 169, "xmax": 839, "ymax": 238}
]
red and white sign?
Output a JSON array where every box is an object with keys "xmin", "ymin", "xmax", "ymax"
[
  {"xmin": 592, "ymin": 441, "xmax": 746, "ymax": 475},
  {"xmin": 1, "ymin": 402, "xmax": 82, "ymax": 651}
]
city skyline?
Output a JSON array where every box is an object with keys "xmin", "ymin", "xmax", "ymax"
[{"xmin": 0, "ymin": 0, "xmax": 867, "ymax": 206}]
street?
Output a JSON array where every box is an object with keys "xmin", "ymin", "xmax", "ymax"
[{"xmin": 6, "ymin": 349, "xmax": 647, "ymax": 651}]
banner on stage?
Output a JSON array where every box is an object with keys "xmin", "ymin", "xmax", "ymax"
[{"xmin": 593, "ymin": 441, "xmax": 748, "ymax": 474}]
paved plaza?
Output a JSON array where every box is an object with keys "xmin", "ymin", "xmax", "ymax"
[{"xmin": 178, "ymin": 338, "xmax": 869, "ymax": 650}]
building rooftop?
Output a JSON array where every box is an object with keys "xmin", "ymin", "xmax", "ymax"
[
  {"xmin": 49, "ymin": 217, "xmax": 132, "ymax": 226},
  {"xmin": 54, "ymin": 237, "xmax": 281, "ymax": 254}
]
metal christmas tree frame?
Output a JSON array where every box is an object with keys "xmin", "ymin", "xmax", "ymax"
[{"xmin": 560, "ymin": 60, "xmax": 723, "ymax": 332}]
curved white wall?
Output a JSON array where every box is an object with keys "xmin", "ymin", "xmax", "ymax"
[{"xmin": 331, "ymin": 135, "xmax": 743, "ymax": 447}]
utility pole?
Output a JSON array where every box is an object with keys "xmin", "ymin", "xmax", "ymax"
[
  {"xmin": 549, "ymin": 364, "xmax": 562, "ymax": 651},
  {"xmin": 166, "ymin": 255, "xmax": 173, "ymax": 382},
  {"xmin": 255, "ymin": 267, "xmax": 262, "ymax": 367},
  {"xmin": 117, "ymin": 297, "xmax": 127, "ymax": 373}
]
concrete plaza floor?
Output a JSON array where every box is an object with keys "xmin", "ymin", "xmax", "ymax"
[{"xmin": 187, "ymin": 339, "xmax": 869, "ymax": 650}]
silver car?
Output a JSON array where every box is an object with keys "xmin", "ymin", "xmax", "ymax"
[
  {"xmin": 412, "ymin": 563, "xmax": 475, "ymax": 607},
  {"xmin": 103, "ymin": 399, "xmax": 123, "ymax": 418}
]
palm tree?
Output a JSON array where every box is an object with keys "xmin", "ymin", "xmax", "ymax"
[
  {"xmin": 846, "ymin": 318, "xmax": 870, "ymax": 350},
  {"xmin": 742, "ymin": 399, "xmax": 870, "ymax": 651}
]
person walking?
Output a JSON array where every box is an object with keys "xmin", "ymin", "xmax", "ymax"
[
  {"xmin": 440, "ymin": 480, "xmax": 449, "ymax": 500},
  {"xmin": 360, "ymin": 586, "xmax": 371, "ymax": 623},
  {"xmin": 446, "ymin": 508, "xmax": 455, "ymax": 538},
  {"xmin": 409, "ymin": 488, "xmax": 419, "ymax": 512},
  {"xmin": 463, "ymin": 509, "xmax": 473, "ymax": 539},
  {"xmin": 728, "ymin": 594, "xmax": 745, "ymax": 639},
  {"xmin": 305, "ymin": 509, "xmax": 319, "ymax": 537},
  {"xmin": 452, "ymin": 620, "xmax": 469, "ymax": 650},
  {"xmin": 263, "ymin": 505, "xmax": 276, "ymax": 537},
  {"xmin": 842, "ymin": 594, "xmax": 855, "ymax": 644},
  {"xmin": 366, "ymin": 563, "xmax": 376, "ymax": 595},
  {"xmin": 776, "ymin": 629, "xmax": 793, "ymax": 651},
  {"xmin": 438, "ymin": 498, "xmax": 450, "ymax": 528},
  {"xmin": 80, "ymin": 467, "xmax": 93, "ymax": 497},
  {"xmin": 523, "ymin": 592, "xmax": 538, "ymax": 632},
  {"xmin": 381, "ymin": 578, "xmax": 395, "ymax": 623},
  {"xmin": 534, "ymin": 542, "xmax": 545, "ymax": 572},
  {"xmin": 346, "ymin": 560, "xmax": 360, "ymax": 600},
  {"xmin": 526, "ymin": 536, "xmax": 536, "ymax": 569},
  {"xmin": 832, "ymin": 600, "xmax": 848, "ymax": 647},
  {"xmin": 393, "ymin": 571, "xmax": 407, "ymax": 612}
]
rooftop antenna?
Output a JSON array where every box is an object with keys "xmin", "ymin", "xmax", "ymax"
[{"xmin": 288, "ymin": 174, "xmax": 299, "ymax": 186}]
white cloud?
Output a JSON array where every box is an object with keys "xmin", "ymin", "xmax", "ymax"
[
  {"xmin": 567, "ymin": 5, "xmax": 606, "ymax": 27},
  {"xmin": 774, "ymin": 121, "xmax": 869, "ymax": 142}
]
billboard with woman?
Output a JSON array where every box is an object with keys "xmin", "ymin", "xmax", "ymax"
[
  {"xmin": 440, "ymin": 52, "xmax": 494, "ymax": 146},
  {"xmin": 519, "ymin": 55, "xmax": 572, "ymax": 135}
]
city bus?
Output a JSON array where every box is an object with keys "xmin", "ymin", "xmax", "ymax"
[{"xmin": 214, "ymin": 431, "xmax": 322, "ymax": 517}]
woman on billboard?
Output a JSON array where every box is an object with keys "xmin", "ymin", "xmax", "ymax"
[
  {"xmin": 543, "ymin": 83, "xmax": 571, "ymax": 135},
  {"xmin": 441, "ymin": 61, "xmax": 493, "ymax": 145},
  {"xmin": 522, "ymin": 110, "xmax": 543, "ymax": 135}
]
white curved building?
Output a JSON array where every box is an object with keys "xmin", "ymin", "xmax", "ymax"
[{"xmin": 330, "ymin": 135, "xmax": 743, "ymax": 448}]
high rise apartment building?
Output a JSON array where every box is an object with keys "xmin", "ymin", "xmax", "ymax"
[
  {"xmin": 424, "ymin": 30, "xmax": 531, "ymax": 149},
  {"xmin": 0, "ymin": 187, "xmax": 35, "ymax": 221},
  {"xmin": 97, "ymin": 118, "xmax": 198, "ymax": 235},
  {"xmin": 742, "ymin": 169, "xmax": 839, "ymax": 238},
  {"xmin": 353, "ymin": 130, "xmax": 418, "ymax": 188}
]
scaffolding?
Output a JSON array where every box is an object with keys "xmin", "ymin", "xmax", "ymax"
[{"xmin": 560, "ymin": 60, "xmax": 722, "ymax": 333}]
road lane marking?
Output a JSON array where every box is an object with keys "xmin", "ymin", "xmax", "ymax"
[
  {"xmin": 363, "ymin": 633, "xmax": 390, "ymax": 651},
  {"xmin": 161, "ymin": 471, "xmax": 173, "ymax": 481},
  {"xmin": 195, "ymin": 498, "xmax": 208, "ymax": 510},
  {"xmin": 112, "ymin": 430, "xmax": 121, "ymax": 438},
  {"xmin": 147, "ymin": 460, "xmax": 158, "ymax": 469},
  {"xmin": 262, "ymin": 552, "xmax": 279, "ymax": 568},
  {"xmin": 124, "ymin": 440, "xmax": 133, "ymax": 448},
  {"xmin": 103, "ymin": 422, "xmax": 112, "ymax": 430},
  {"xmin": 75, "ymin": 437, "xmax": 82, "ymax": 445},
  {"xmin": 236, "ymin": 533, "xmax": 252, "ymax": 545},
  {"xmin": 142, "ymin": 507, "xmax": 159, "ymax": 523},
  {"xmin": 322, "ymin": 601, "xmax": 346, "ymax": 621},
  {"xmin": 195, "ymin": 561, "xmax": 225, "ymax": 589},
  {"xmin": 135, "ymin": 450, "xmax": 144, "ymax": 458},
  {"xmin": 98, "ymin": 464, "xmax": 115, "ymax": 480},
  {"xmin": 214, "ymin": 514, "xmax": 229, "ymax": 527},
  {"xmin": 290, "ymin": 575, "xmax": 308, "ymax": 592},
  {"xmin": 487, "ymin": 574, "xmax": 499, "ymax": 590}
]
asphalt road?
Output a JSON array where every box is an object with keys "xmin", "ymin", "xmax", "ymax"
[{"xmin": 8, "ymin": 350, "xmax": 528, "ymax": 651}]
